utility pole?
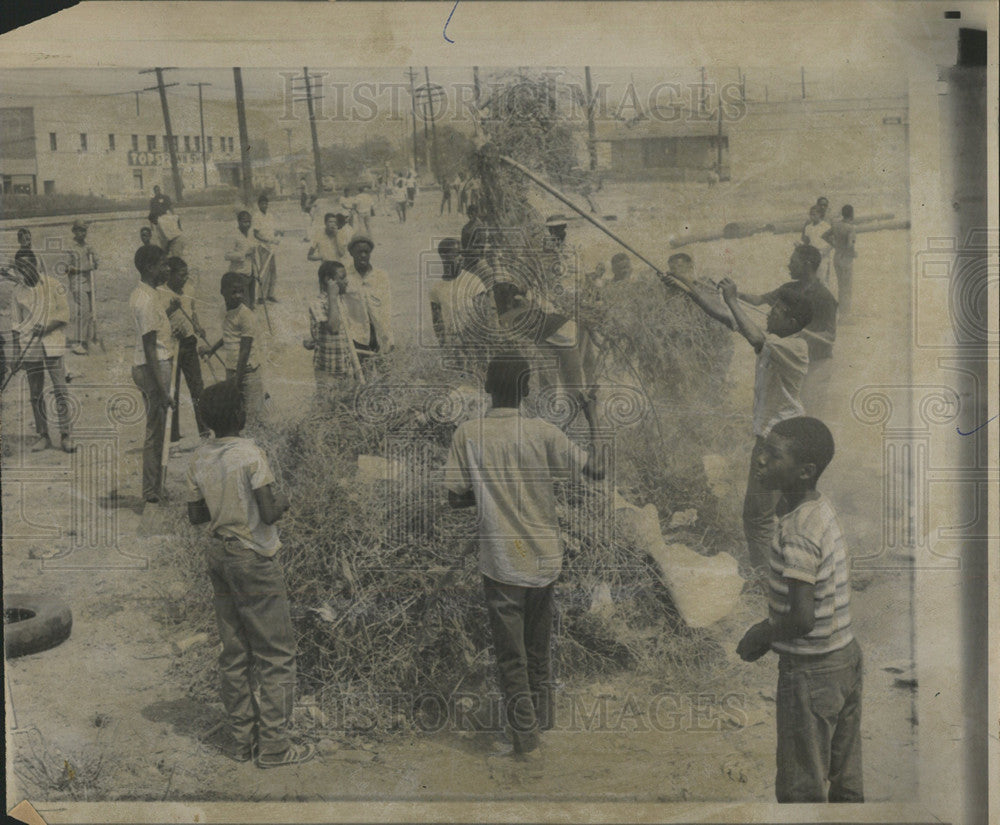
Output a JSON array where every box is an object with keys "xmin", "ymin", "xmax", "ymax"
[
  {"xmin": 584, "ymin": 66, "xmax": 597, "ymax": 171},
  {"xmin": 716, "ymin": 94, "xmax": 724, "ymax": 176},
  {"xmin": 424, "ymin": 66, "xmax": 440, "ymax": 182},
  {"xmin": 188, "ymin": 81, "xmax": 212, "ymax": 187},
  {"xmin": 700, "ymin": 66, "xmax": 707, "ymax": 113},
  {"xmin": 232, "ymin": 68, "xmax": 254, "ymax": 205},
  {"xmin": 801, "ymin": 66, "xmax": 806, "ymax": 99},
  {"xmin": 139, "ymin": 68, "xmax": 183, "ymax": 202},
  {"xmin": 407, "ymin": 67, "xmax": 420, "ymax": 172},
  {"xmin": 473, "ymin": 65, "xmax": 481, "ymax": 105},
  {"xmin": 290, "ymin": 69, "xmax": 325, "ymax": 193}
]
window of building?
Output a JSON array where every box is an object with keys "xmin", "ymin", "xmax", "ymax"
[
  {"xmin": 132, "ymin": 134, "xmax": 139, "ymax": 151},
  {"xmin": 79, "ymin": 133, "xmax": 87, "ymax": 151},
  {"xmin": 219, "ymin": 136, "xmax": 225, "ymax": 152},
  {"xmin": 228, "ymin": 137, "xmax": 235, "ymax": 153},
  {"xmin": 207, "ymin": 136, "xmax": 213, "ymax": 153},
  {"xmin": 44, "ymin": 180, "xmax": 55, "ymax": 195},
  {"xmin": 147, "ymin": 135, "xmax": 157, "ymax": 151},
  {"xmin": 184, "ymin": 135, "xmax": 191, "ymax": 152},
  {"xmin": 108, "ymin": 133, "xmax": 116, "ymax": 151},
  {"xmin": 133, "ymin": 169, "xmax": 144, "ymax": 190},
  {"xmin": 49, "ymin": 132, "xmax": 57, "ymax": 151},
  {"xmin": 193, "ymin": 135, "xmax": 200, "ymax": 152}
]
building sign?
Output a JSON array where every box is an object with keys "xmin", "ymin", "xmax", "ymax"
[{"xmin": 128, "ymin": 150, "xmax": 209, "ymax": 167}]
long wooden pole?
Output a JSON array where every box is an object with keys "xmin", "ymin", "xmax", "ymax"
[{"xmin": 497, "ymin": 154, "xmax": 696, "ymax": 294}]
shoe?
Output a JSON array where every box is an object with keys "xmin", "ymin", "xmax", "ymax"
[
  {"xmin": 30, "ymin": 435, "xmax": 51, "ymax": 452},
  {"xmin": 257, "ymin": 742, "xmax": 316, "ymax": 769},
  {"xmin": 144, "ymin": 494, "xmax": 160, "ymax": 504},
  {"xmin": 257, "ymin": 298, "xmax": 265, "ymax": 305},
  {"xmin": 515, "ymin": 747, "xmax": 545, "ymax": 765},
  {"xmin": 266, "ymin": 297, "xmax": 279, "ymax": 303},
  {"xmin": 72, "ymin": 344, "xmax": 88, "ymax": 355},
  {"xmin": 225, "ymin": 741, "xmax": 256, "ymax": 763},
  {"xmin": 60, "ymin": 435, "xmax": 76, "ymax": 454}
]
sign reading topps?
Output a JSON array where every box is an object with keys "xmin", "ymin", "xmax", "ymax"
[{"xmin": 128, "ymin": 150, "xmax": 205, "ymax": 167}]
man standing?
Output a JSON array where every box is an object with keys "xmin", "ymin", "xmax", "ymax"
[
  {"xmin": 224, "ymin": 211, "xmax": 257, "ymax": 306},
  {"xmin": 439, "ymin": 177, "xmax": 453, "ymax": 216},
  {"xmin": 307, "ymin": 211, "xmax": 352, "ymax": 264},
  {"xmin": 253, "ymin": 195, "xmax": 281, "ymax": 304},
  {"xmin": 739, "ymin": 244, "xmax": 837, "ymax": 418},
  {"xmin": 343, "ymin": 234, "xmax": 393, "ymax": 375},
  {"xmin": 135, "ymin": 226, "xmax": 155, "ymax": 272},
  {"xmin": 13, "ymin": 239, "xmax": 75, "ymax": 453},
  {"xmin": 801, "ymin": 206, "xmax": 832, "ymax": 284},
  {"xmin": 65, "ymin": 219, "xmax": 98, "ymax": 355},
  {"xmin": 148, "ymin": 184, "xmax": 172, "ymax": 222},
  {"xmin": 823, "ymin": 205, "xmax": 857, "ymax": 317}
]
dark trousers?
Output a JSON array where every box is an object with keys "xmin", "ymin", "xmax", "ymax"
[
  {"xmin": 25, "ymin": 355, "xmax": 72, "ymax": 437},
  {"xmin": 776, "ymin": 639, "xmax": 864, "ymax": 803},
  {"xmin": 176, "ymin": 336, "xmax": 209, "ymax": 437},
  {"xmin": 206, "ymin": 541, "xmax": 297, "ymax": 757},
  {"xmin": 483, "ymin": 575, "xmax": 555, "ymax": 754},
  {"xmin": 440, "ymin": 189, "xmax": 452, "ymax": 215},
  {"xmin": 131, "ymin": 359, "xmax": 172, "ymax": 500},
  {"xmin": 743, "ymin": 436, "xmax": 780, "ymax": 569}
]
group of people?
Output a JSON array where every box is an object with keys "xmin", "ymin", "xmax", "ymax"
[{"xmin": 2, "ymin": 182, "xmax": 864, "ymax": 797}]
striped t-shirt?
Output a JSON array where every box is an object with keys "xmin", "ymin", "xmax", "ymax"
[{"xmin": 768, "ymin": 493, "xmax": 854, "ymax": 656}]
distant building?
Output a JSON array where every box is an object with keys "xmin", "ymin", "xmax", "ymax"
[{"xmin": 0, "ymin": 92, "xmax": 254, "ymax": 198}]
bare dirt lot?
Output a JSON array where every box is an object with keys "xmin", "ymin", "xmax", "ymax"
[{"xmin": 3, "ymin": 180, "xmax": 917, "ymax": 805}]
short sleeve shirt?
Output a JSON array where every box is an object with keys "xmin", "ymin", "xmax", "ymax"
[
  {"xmin": 828, "ymin": 220, "xmax": 857, "ymax": 257},
  {"xmin": 157, "ymin": 285, "xmax": 195, "ymax": 339},
  {"xmin": 762, "ymin": 280, "xmax": 837, "ymax": 361},
  {"xmin": 221, "ymin": 303, "xmax": 258, "ymax": 370},
  {"xmin": 186, "ymin": 436, "xmax": 280, "ymax": 556},
  {"xmin": 444, "ymin": 408, "xmax": 589, "ymax": 587},
  {"xmin": 752, "ymin": 333, "xmax": 809, "ymax": 437},
  {"xmin": 227, "ymin": 230, "xmax": 255, "ymax": 275},
  {"xmin": 802, "ymin": 221, "xmax": 832, "ymax": 253},
  {"xmin": 428, "ymin": 270, "xmax": 487, "ymax": 339},
  {"xmin": 14, "ymin": 275, "xmax": 71, "ymax": 357},
  {"xmin": 253, "ymin": 209, "xmax": 277, "ymax": 245},
  {"xmin": 129, "ymin": 281, "xmax": 172, "ymax": 365},
  {"xmin": 768, "ymin": 494, "xmax": 854, "ymax": 655}
]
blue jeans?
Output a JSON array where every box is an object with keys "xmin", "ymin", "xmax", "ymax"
[
  {"xmin": 776, "ymin": 638, "xmax": 864, "ymax": 802},
  {"xmin": 483, "ymin": 576, "xmax": 555, "ymax": 754},
  {"xmin": 205, "ymin": 541, "xmax": 297, "ymax": 757}
]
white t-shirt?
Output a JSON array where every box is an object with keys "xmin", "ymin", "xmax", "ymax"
[
  {"xmin": 186, "ymin": 436, "xmax": 280, "ymax": 556},
  {"xmin": 130, "ymin": 281, "xmax": 172, "ymax": 365},
  {"xmin": 428, "ymin": 269, "xmax": 487, "ymax": 340},
  {"xmin": 253, "ymin": 208, "xmax": 277, "ymax": 245},
  {"xmin": 445, "ymin": 408, "xmax": 589, "ymax": 587},
  {"xmin": 752, "ymin": 333, "xmax": 809, "ymax": 437}
]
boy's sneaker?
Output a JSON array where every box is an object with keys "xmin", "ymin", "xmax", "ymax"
[
  {"xmin": 257, "ymin": 742, "xmax": 316, "ymax": 769},
  {"xmin": 30, "ymin": 435, "xmax": 51, "ymax": 452}
]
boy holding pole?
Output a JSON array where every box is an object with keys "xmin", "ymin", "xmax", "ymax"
[
  {"xmin": 304, "ymin": 260, "xmax": 361, "ymax": 402},
  {"xmin": 66, "ymin": 219, "xmax": 99, "ymax": 355}
]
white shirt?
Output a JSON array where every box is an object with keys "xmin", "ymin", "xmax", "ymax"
[
  {"xmin": 342, "ymin": 266, "xmax": 393, "ymax": 351},
  {"xmin": 14, "ymin": 275, "xmax": 71, "ymax": 358},
  {"xmin": 445, "ymin": 408, "xmax": 589, "ymax": 587},
  {"xmin": 253, "ymin": 208, "xmax": 277, "ymax": 245},
  {"xmin": 803, "ymin": 220, "xmax": 832, "ymax": 254},
  {"xmin": 186, "ymin": 436, "xmax": 280, "ymax": 556},
  {"xmin": 225, "ymin": 230, "xmax": 255, "ymax": 275},
  {"xmin": 752, "ymin": 333, "xmax": 809, "ymax": 437},
  {"xmin": 428, "ymin": 269, "xmax": 487, "ymax": 339},
  {"xmin": 129, "ymin": 281, "xmax": 172, "ymax": 365}
]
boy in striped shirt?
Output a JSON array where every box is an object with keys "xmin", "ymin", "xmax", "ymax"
[{"xmin": 737, "ymin": 416, "xmax": 863, "ymax": 803}]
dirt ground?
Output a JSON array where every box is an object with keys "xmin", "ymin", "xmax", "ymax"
[{"xmin": 2, "ymin": 180, "xmax": 917, "ymax": 805}]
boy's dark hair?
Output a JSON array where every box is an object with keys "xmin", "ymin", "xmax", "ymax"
[
  {"xmin": 796, "ymin": 244, "xmax": 822, "ymax": 273},
  {"xmin": 220, "ymin": 271, "xmax": 247, "ymax": 292},
  {"xmin": 485, "ymin": 351, "xmax": 530, "ymax": 401},
  {"xmin": 236, "ymin": 210, "xmax": 251, "ymax": 221},
  {"xmin": 611, "ymin": 252, "xmax": 629, "ymax": 266},
  {"xmin": 317, "ymin": 260, "xmax": 346, "ymax": 287},
  {"xmin": 667, "ymin": 252, "xmax": 693, "ymax": 268},
  {"xmin": 842, "ymin": 204, "xmax": 854, "ymax": 220},
  {"xmin": 438, "ymin": 237, "xmax": 461, "ymax": 257},
  {"xmin": 136, "ymin": 244, "xmax": 166, "ymax": 276},
  {"xmin": 770, "ymin": 416, "xmax": 835, "ymax": 480},
  {"xmin": 324, "ymin": 212, "xmax": 337, "ymax": 222},
  {"xmin": 17, "ymin": 228, "xmax": 30, "ymax": 241},
  {"xmin": 774, "ymin": 286, "xmax": 814, "ymax": 330},
  {"xmin": 165, "ymin": 256, "xmax": 187, "ymax": 276},
  {"xmin": 198, "ymin": 381, "xmax": 245, "ymax": 436}
]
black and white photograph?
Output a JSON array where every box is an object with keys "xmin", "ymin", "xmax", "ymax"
[{"xmin": 1, "ymin": 3, "xmax": 996, "ymax": 823}]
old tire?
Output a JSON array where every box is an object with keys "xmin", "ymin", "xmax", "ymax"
[{"xmin": 4, "ymin": 593, "xmax": 73, "ymax": 658}]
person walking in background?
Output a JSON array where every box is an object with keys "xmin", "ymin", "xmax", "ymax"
[
  {"xmin": 186, "ymin": 380, "xmax": 315, "ymax": 769},
  {"xmin": 801, "ymin": 206, "xmax": 832, "ymax": 285},
  {"xmin": 439, "ymin": 176, "xmax": 453, "ymax": 215},
  {"xmin": 252, "ymin": 195, "xmax": 281, "ymax": 304},
  {"xmin": 393, "ymin": 177, "xmax": 408, "ymax": 223},
  {"xmin": 405, "ymin": 168, "xmax": 417, "ymax": 209},
  {"xmin": 65, "ymin": 219, "xmax": 98, "ymax": 355},
  {"xmin": 148, "ymin": 184, "xmax": 172, "ymax": 222},
  {"xmin": 737, "ymin": 416, "xmax": 863, "ymax": 804},
  {"xmin": 823, "ymin": 205, "xmax": 857, "ymax": 318}
]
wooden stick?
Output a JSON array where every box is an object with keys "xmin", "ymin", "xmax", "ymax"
[
  {"xmin": 327, "ymin": 279, "xmax": 365, "ymax": 384},
  {"xmin": 254, "ymin": 248, "xmax": 274, "ymax": 333},
  {"xmin": 160, "ymin": 340, "xmax": 180, "ymax": 498},
  {"xmin": 497, "ymin": 154, "xmax": 697, "ymax": 295}
]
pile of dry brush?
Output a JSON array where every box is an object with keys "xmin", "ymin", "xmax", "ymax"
[{"xmin": 162, "ymin": 73, "xmax": 744, "ymax": 733}]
